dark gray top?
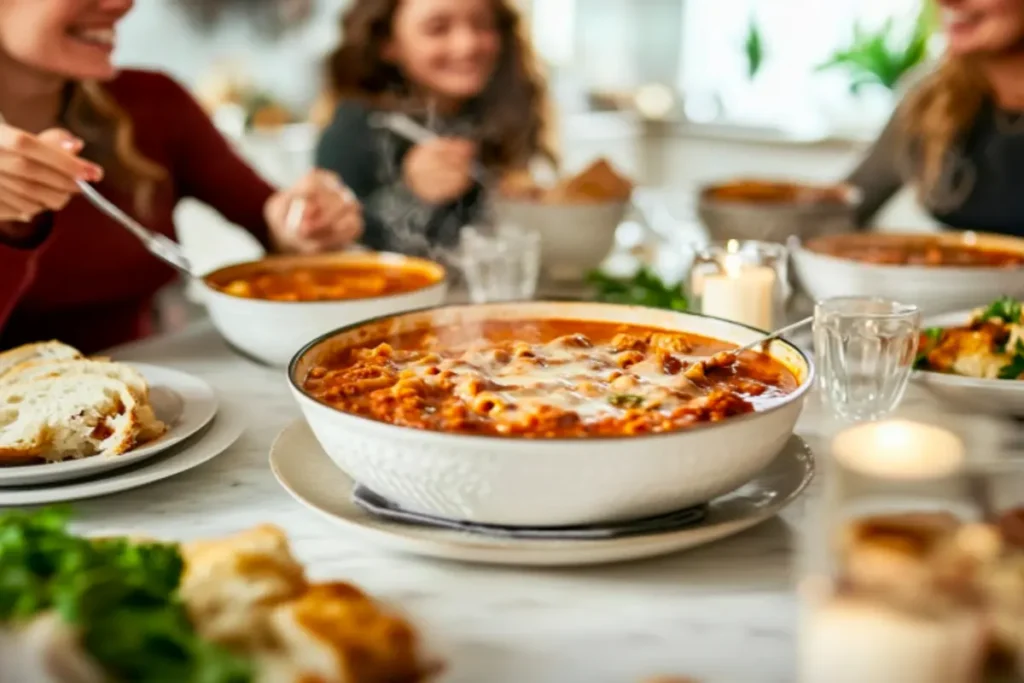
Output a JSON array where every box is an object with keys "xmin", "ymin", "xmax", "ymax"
[
  {"xmin": 847, "ymin": 100, "xmax": 1024, "ymax": 237},
  {"xmin": 314, "ymin": 101, "xmax": 488, "ymax": 258}
]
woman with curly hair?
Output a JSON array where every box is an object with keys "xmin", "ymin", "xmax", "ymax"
[
  {"xmin": 0, "ymin": 0, "xmax": 363, "ymax": 354},
  {"xmin": 849, "ymin": 0, "xmax": 1024, "ymax": 235},
  {"xmin": 315, "ymin": 0, "xmax": 556, "ymax": 256}
]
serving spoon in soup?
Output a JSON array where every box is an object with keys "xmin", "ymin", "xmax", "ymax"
[{"xmin": 690, "ymin": 316, "xmax": 812, "ymax": 376}]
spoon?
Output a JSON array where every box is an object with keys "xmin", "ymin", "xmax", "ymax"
[
  {"xmin": 692, "ymin": 316, "xmax": 813, "ymax": 374},
  {"xmin": 370, "ymin": 111, "xmax": 488, "ymax": 184},
  {"xmin": 0, "ymin": 112, "xmax": 195, "ymax": 278}
]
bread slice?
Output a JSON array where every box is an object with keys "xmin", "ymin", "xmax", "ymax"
[
  {"xmin": 0, "ymin": 359, "xmax": 166, "ymax": 444},
  {"xmin": 0, "ymin": 376, "xmax": 140, "ymax": 463},
  {"xmin": 0, "ymin": 341, "xmax": 82, "ymax": 379}
]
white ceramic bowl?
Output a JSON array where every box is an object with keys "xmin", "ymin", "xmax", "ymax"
[
  {"xmin": 913, "ymin": 309, "xmax": 1024, "ymax": 416},
  {"xmin": 791, "ymin": 232, "xmax": 1024, "ymax": 315},
  {"xmin": 491, "ymin": 198, "xmax": 627, "ymax": 281},
  {"xmin": 698, "ymin": 179, "xmax": 860, "ymax": 243},
  {"xmin": 288, "ymin": 302, "xmax": 815, "ymax": 527},
  {"xmin": 199, "ymin": 251, "xmax": 447, "ymax": 366}
]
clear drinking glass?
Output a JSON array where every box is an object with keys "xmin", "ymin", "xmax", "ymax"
[
  {"xmin": 814, "ymin": 297, "xmax": 921, "ymax": 422},
  {"xmin": 460, "ymin": 224, "xmax": 541, "ymax": 303}
]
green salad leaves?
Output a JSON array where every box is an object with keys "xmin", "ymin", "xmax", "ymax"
[
  {"xmin": 978, "ymin": 296, "xmax": 1023, "ymax": 324},
  {"xmin": 0, "ymin": 507, "xmax": 252, "ymax": 683},
  {"xmin": 586, "ymin": 268, "xmax": 689, "ymax": 312}
]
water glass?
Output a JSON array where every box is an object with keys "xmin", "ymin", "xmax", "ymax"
[
  {"xmin": 814, "ymin": 297, "xmax": 921, "ymax": 422},
  {"xmin": 460, "ymin": 224, "xmax": 541, "ymax": 303}
]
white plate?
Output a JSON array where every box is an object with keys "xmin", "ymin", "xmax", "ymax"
[
  {"xmin": 0, "ymin": 403, "xmax": 243, "ymax": 506},
  {"xmin": 913, "ymin": 310, "xmax": 1024, "ymax": 416},
  {"xmin": 269, "ymin": 420, "xmax": 815, "ymax": 567},
  {"xmin": 0, "ymin": 363, "xmax": 218, "ymax": 487}
]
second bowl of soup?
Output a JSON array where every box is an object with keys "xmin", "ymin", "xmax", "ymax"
[
  {"xmin": 791, "ymin": 232, "xmax": 1024, "ymax": 314},
  {"xmin": 200, "ymin": 251, "xmax": 447, "ymax": 366},
  {"xmin": 288, "ymin": 301, "xmax": 814, "ymax": 526}
]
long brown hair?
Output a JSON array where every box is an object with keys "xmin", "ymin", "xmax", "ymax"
[
  {"xmin": 64, "ymin": 81, "xmax": 167, "ymax": 215},
  {"xmin": 898, "ymin": 56, "xmax": 989, "ymax": 202},
  {"xmin": 324, "ymin": 0, "xmax": 556, "ymax": 171}
]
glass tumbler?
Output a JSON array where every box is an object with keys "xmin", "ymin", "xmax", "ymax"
[
  {"xmin": 814, "ymin": 297, "xmax": 921, "ymax": 422},
  {"xmin": 459, "ymin": 224, "xmax": 541, "ymax": 303}
]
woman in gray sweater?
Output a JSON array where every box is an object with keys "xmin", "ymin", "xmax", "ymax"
[
  {"xmin": 315, "ymin": 0, "xmax": 555, "ymax": 258},
  {"xmin": 848, "ymin": 0, "xmax": 1024, "ymax": 236}
]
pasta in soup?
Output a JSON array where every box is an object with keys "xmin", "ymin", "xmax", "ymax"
[
  {"xmin": 209, "ymin": 264, "xmax": 439, "ymax": 302},
  {"xmin": 301, "ymin": 320, "xmax": 800, "ymax": 438}
]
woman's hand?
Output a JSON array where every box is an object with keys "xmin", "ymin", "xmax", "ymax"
[
  {"xmin": 402, "ymin": 138, "xmax": 477, "ymax": 205},
  {"xmin": 0, "ymin": 125, "xmax": 103, "ymax": 224},
  {"xmin": 266, "ymin": 169, "xmax": 363, "ymax": 254}
]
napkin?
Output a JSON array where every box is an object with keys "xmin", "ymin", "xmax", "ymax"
[{"xmin": 351, "ymin": 485, "xmax": 708, "ymax": 540}]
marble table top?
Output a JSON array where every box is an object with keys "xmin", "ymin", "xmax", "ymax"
[{"xmin": 57, "ymin": 321, "xmax": 950, "ymax": 683}]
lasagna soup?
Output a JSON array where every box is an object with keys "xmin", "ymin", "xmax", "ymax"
[
  {"xmin": 210, "ymin": 263, "xmax": 438, "ymax": 302},
  {"xmin": 302, "ymin": 320, "xmax": 800, "ymax": 438}
]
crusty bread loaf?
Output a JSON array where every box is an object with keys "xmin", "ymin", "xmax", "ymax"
[
  {"xmin": 0, "ymin": 341, "xmax": 82, "ymax": 379},
  {"xmin": 0, "ymin": 376, "xmax": 140, "ymax": 463},
  {"xmin": 0, "ymin": 359, "xmax": 166, "ymax": 444}
]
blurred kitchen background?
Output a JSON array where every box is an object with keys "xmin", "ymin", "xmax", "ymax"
[{"xmin": 116, "ymin": 0, "xmax": 936, "ymax": 279}]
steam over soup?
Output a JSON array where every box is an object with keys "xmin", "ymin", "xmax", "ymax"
[{"xmin": 301, "ymin": 319, "xmax": 800, "ymax": 438}]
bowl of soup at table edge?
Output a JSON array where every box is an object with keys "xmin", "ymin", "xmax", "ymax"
[
  {"xmin": 199, "ymin": 252, "xmax": 447, "ymax": 366},
  {"xmin": 697, "ymin": 178, "xmax": 861, "ymax": 243},
  {"xmin": 287, "ymin": 301, "xmax": 814, "ymax": 527},
  {"xmin": 791, "ymin": 231, "xmax": 1024, "ymax": 314}
]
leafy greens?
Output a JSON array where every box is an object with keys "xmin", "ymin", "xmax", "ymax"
[
  {"xmin": 0, "ymin": 506, "xmax": 252, "ymax": 683},
  {"xmin": 587, "ymin": 268, "xmax": 688, "ymax": 312}
]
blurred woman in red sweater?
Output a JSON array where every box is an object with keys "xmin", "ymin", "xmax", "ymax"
[{"xmin": 0, "ymin": 0, "xmax": 364, "ymax": 354}]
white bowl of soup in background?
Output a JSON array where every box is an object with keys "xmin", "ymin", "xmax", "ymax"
[
  {"xmin": 287, "ymin": 301, "xmax": 814, "ymax": 527},
  {"xmin": 791, "ymin": 231, "xmax": 1024, "ymax": 315},
  {"xmin": 200, "ymin": 252, "xmax": 447, "ymax": 366},
  {"xmin": 491, "ymin": 198, "xmax": 628, "ymax": 282}
]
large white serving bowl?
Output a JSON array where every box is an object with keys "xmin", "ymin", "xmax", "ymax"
[
  {"xmin": 913, "ymin": 309, "xmax": 1024, "ymax": 416},
  {"xmin": 199, "ymin": 251, "xmax": 447, "ymax": 366},
  {"xmin": 491, "ymin": 198, "xmax": 627, "ymax": 281},
  {"xmin": 288, "ymin": 302, "xmax": 815, "ymax": 527},
  {"xmin": 791, "ymin": 232, "xmax": 1024, "ymax": 315}
]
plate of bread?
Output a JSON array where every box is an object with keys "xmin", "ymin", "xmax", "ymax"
[
  {"xmin": 0, "ymin": 341, "xmax": 218, "ymax": 487},
  {"xmin": 0, "ymin": 507, "xmax": 436, "ymax": 683}
]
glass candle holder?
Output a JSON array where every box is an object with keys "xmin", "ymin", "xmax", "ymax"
[
  {"xmin": 689, "ymin": 239, "xmax": 788, "ymax": 330},
  {"xmin": 798, "ymin": 410, "xmax": 1018, "ymax": 683}
]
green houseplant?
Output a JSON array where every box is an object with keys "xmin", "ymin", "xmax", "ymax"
[{"xmin": 817, "ymin": 2, "xmax": 938, "ymax": 93}]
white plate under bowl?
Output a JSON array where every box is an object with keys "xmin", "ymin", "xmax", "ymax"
[
  {"xmin": 0, "ymin": 363, "xmax": 218, "ymax": 487},
  {"xmin": 269, "ymin": 419, "xmax": 815, "ymax": 567},
  {"xmin": 0, "ymin": 403, "xmax": 243, "ymax": 506},
  {"xmin": 913, "ymin": 310, "xmax": 1024, "ymax": 416}
]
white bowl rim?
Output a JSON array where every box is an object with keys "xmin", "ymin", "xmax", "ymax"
[
  {"xmin": 912, "ymin": 308, "xmax": 1024, "ymax": 392},
  {"xmin": 198, "ymin": 251, "xmax": 449, "ymax": 308},
  {"xmin": 287, "ymin": 300, "xmax": 816, "ymax": 444},
  {"xmin": 791, "ymin": 232, "xmax": 1024, "ymax": 275}
]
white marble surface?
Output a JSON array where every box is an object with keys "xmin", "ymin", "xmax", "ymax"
[{"xmin": 52, "ymin": 321, "xmax": 951, "ymax": 683}]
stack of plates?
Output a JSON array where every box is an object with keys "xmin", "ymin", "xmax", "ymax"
[{"xmin": 0, "ymin": 364, "xmax": 243, "ymax": 506}]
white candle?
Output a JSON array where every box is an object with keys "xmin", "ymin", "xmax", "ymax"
[
  {"xmin": 831, "ymin": 420, "xmax": 965, "ymax": 480},
  {"xmin": 799, "ymin": 598, "xmax": 985, "ymax": 683},
  {"xmin": 700, "ymin": 256, "xmax": 776, "ymax": 330}
]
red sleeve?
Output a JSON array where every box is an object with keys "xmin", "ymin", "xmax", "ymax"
[
  {"xmin": 0, "ymin": 244, "xmax": 41, "ymax": 337},
  {"xmin": 155, "ymin": 74, "xmax": 278, "ymax": 251}
]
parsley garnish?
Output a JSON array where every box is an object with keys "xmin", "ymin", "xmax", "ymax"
[
  {"xmin": 587, "ymin": 268, "xmax": 689, "ymax": 312},
  {"xmin": 0, "ymin": 507, "xmax": 252, "ymax": 683},
  {"xmin": 609, "ymin": 394, "xmax": 644, "ymax": 408},
  {"xmin": 978, "ymin": 296, "xmax": 1022, "ymax": 324},
  {"xmin": 914, "ymin": 327, "xmax": 945, "ymax": 369},
  {"xmin": 998, "ymin": 339, "xmax": 1024, "ymax": 380}
]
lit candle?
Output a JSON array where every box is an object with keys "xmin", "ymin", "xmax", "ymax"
[
  {"xmin": 831, "ymin": 420, "xmax": 965, "ymax": 480},
  {"xmin": 700, "ymin": 252, "xmax": 776, "ymax": 330},
  {"xmin": 799, "ymin": 598, "xmax": 986, "ymax": 683}
]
